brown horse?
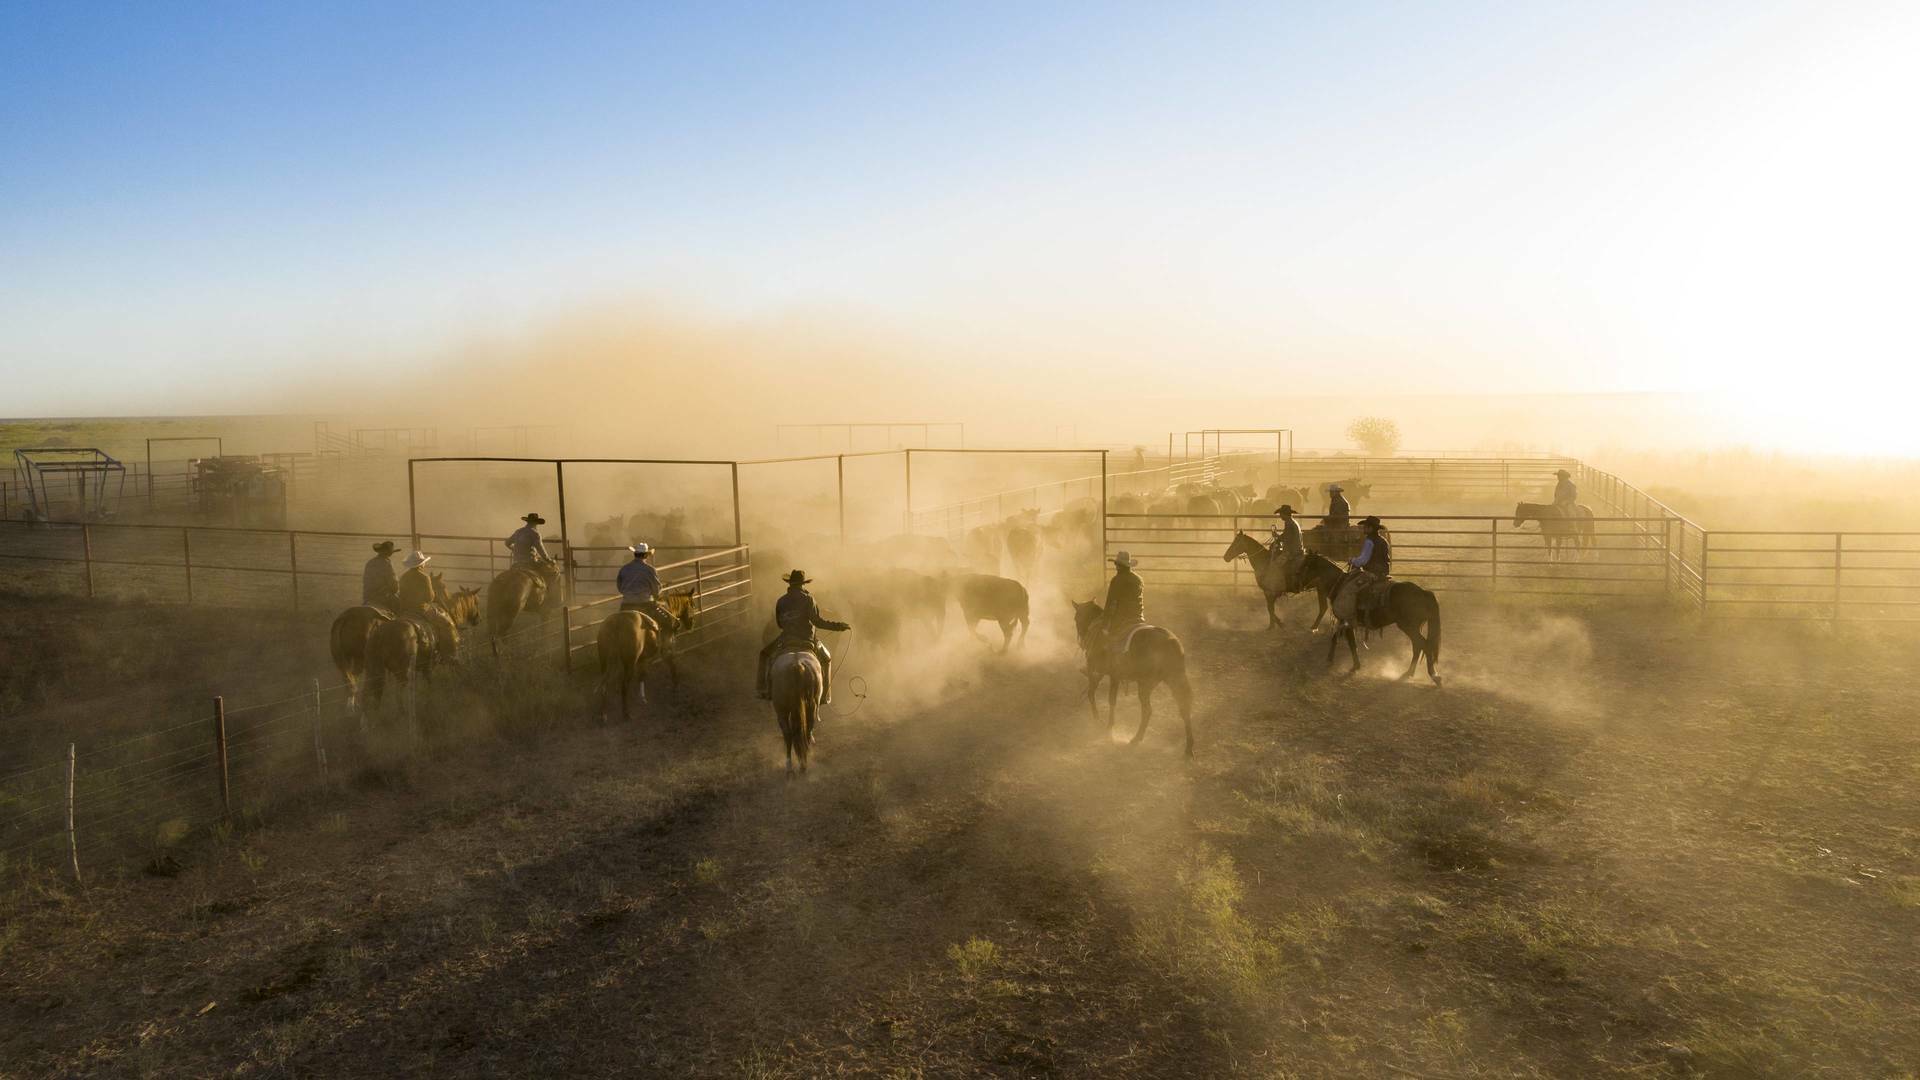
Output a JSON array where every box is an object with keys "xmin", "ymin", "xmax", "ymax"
[
  {"xmin": 487, "ymin": 562, "xmax": 561, "ymax": 651},
  {"xmin": 1222, "ymin": 531, "xmax": 1298, "ymax": 628},
  {"xmin": 329, "ymin": 606, "xmax": 393, "ymax": 711},
  {"xmin": 769, "ymin": 646, "xmax": 824, "ymax": 775},
  {"xmin": 1293, "ymin": 553, "xmax": 1443, "ymax": 684},
  {"xmin": 363, "ymin": 616, "xmax": 440, "ymax": 711},
  {"xmin": 594, "ymin": 593, "xmax": 696, "ymax": 722},
  {"xmin": 1071, "ymin": 601, "xmax": 1195, "ymax": 758},
  {"xmin": 1512, "ymin": 501, "xmax": 1595, "ymax": 561}
]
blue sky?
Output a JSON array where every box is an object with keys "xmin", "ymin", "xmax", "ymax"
[{"xmin": 3, "ymin": 1, "xmax": 1915, "ymax": 435}]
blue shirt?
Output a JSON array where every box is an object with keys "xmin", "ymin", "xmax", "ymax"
[
  {"xmin": 616, "ymin": 559, "xmax": 660, "ymax": 602},
  {"xmin": 1349, "ymin": 537, "xmax": 1374, "ymax": 570}
]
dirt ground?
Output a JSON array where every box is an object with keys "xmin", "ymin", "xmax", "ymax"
[{"xmin": 2, "ymin": 590, "xmax": 1917, "ymax": 1078}]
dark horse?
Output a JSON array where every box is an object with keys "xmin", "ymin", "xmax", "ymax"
[
  {"xmin": 1512, "ymin": 501, "xmax": 1595, "ymax": 562},
  {"xmin": 1292, "ymin": 553, "xmax": 1443, "ymax": 684},
  {"xmin": 1070, "ymin": 601, "xmax": 1195, "ymax": 758}
]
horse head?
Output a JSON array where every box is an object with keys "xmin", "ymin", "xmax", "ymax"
[
  {"xmin": 1511, "ymin": 501, "xmax": 1532, "ymax": 528},
  {"xmin": 1070, "ymin": 599, "xmax": 1103, "ymax": 644},
  {"xmin": 666, "ymin": 590, "xmax": 696, "ymax": 631},
  {"xmin": 1223, "ymin": 532, "xmax": 1262, "ymax": 563},
  {"xmin": 453, "ymin": 587, "xmax": 482, "ymax": 626}
]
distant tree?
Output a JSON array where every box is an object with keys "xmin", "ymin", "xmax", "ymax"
[{"xmin": 1346, "ymin": 416, "xmax": 1402, "ymax": 457}]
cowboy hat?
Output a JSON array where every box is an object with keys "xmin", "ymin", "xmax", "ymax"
[
  {"xmin": 628, "ymin": 542, "xmax": 651, "ymax": 557},
  {"xmin": 403, "ymin": 550, "xmax": 432, "ymax": 569},
  {"xmin": 371, "ymin": 540, "xmax": 398, "ymax": 555},
  {"xmin": 1358, "ymin": 515, "xmax": 1382, "ymax": 529},
  {"xmin": 1112, "ymin": 550, "xmax": 1136, "ymax": 569},
  {"xmin": 1327, "ymin": 483, "xmax": 1344, "ymax": 492},
  {"xmin": 783, "ymin": 569, "xmax": 811, "ymax": 586},
  {"xmin": 521, "ymin": 512, "xmax": 546, "ymax": 525},
  {"xmin": 1276, "ymin": 504, "xmax": 1295, "ymax": 515},
  {"xmin": 1554, "ymin": 469, "xmax": 1571, "ymax": 478}
]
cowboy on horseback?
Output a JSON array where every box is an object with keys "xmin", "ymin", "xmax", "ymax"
[
  {"xmin": 363, "ymin": 540, "xmax": 400, "ymax": 608},
  {"xmin": 1103, "ymin": 550, "xmax": 1147, "ymax": 656},
  {"xmin": 1268, "ymin": 505, "xmax": 1304, "ymax": 592},
  {"xmin": 756, "ymin": 570, "xmax": 850, "ymax": 706},
  {"xmin": 616, "ymin": 542, "xmax": 674, "ymax": 631},
  {"xmin": 506, "ymin": 512, "xmax": 555, "ymax": 569},
  {"xmin": 1553, "ymin": 469, "xmax": 1577, "ymax": 511},
  {"xmin": 1325, "ymin": 484, "xmax": 1351, "ymax": 529},
  {"xmin": 397, "ymin": 550, "xmax": 458, "ymax": 657},
  {"xmin": 1346, "ymin": 516, "xmax": 1392, "ymax": 620}
]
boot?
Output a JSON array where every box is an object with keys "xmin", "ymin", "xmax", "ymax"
[{"xmin": 755, "ymin": 656, "xmax": 772, "ymax": 700}]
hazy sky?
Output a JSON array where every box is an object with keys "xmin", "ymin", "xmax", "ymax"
[{"xmin": 3, "ymin": 1, "xmax": 1915, "ymax": 443}]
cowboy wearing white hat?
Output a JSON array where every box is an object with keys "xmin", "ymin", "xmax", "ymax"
[
  {"xmin": 505, "ymin": 512, "xmax": 554, "ymax": 569},
  {"xmin": 757, "ymin": 569, "xmax": 851, "ymax": 705},
  {"xmin": 362, "ymin": 540, "xmax": 400, "ymax": 607},
  {"xmin": 1325, "ymin": 484, "xmax": 1351, "ymax": 529},
  {"xmin": 617, "ymin": 542, "xmax": 671, "ymax": 628},
  {"xmin": 395, "ymin": 550, "xmax": 436, "ymax": 609},
  {"xmin": 1552, "ymin": 468, "xmax": 1577, "ymax": 511}
]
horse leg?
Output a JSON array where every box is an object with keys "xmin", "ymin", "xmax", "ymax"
[
  {"xmin": 1345, "ymin": 625, "xmax": 1361, "ymax": 673},
  {"xmin": 1310, "ymin": 591, "xmax": 1328, "ymax": 633},
  {"xmin": 1106, "ymin": 674, "xmax": 1120, "ymax": 735},
  {"xmin": 1128, "ymin": 679, "xmax": 1153, "ymax": 747},
  {"xmin": 998, "ymin": 619, "xmax": 1014, "ymax": 653},
  {"xmin": 1266, "ymin": 590, "xmax": 1280, "ymax": 629},
  {"xmin": 966, "ymin": 618, "xmax": 988, "ymax": 647},
  {"xmin": 1326, "ymin": 623, "xmax": 1341, "ymax": 666},
  {"xmin": 1400, "ymin": 618, "xmax": 1424, "ymax": 680}
]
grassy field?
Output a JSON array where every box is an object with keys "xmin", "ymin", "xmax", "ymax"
[{"xmin": 1, "ymin": 589, "xmax": 1915, "ymax": 1077}]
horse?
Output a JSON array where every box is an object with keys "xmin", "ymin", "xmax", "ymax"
[
  {"xmin": 1512, "ymin": 501, "xmax": 1595, "ymax": 561},
  {"xmin": 1265, "ymin": 484, "xmax": 1309, "ymax": 510},
  {"xmin": 362, "ymin": 616, "xmax": 445, "ymax": 711},
  {"xmin": 769, "ymin": 647, "xmax": 824, "ymax": 776},
  {"xmin": 594, "ymin": 592, "xmax": 696, "ymax": 723},
  {"xmin": 1292, "ymin": 553, "xmax": 1443, "ymax": 684},
  {"xmin": 1222, "ymin": 531, "xmax": 1302, "ymax": 628},
  {"xmin": 487, "ymin": 561, "xmax": 562, "ymax": 651},
  {"xmin": 329, "ymin": 606, "xmax": 394, "ymax": 711},
  {"xmin": 1005, "ymin": 521, "xmax": 1040, "ymax": 584},
  {"xmin": 1070, "ymin": 601, "xmax": 1194, "ymax": 757},
  {"xmin": 955, "ymin": 574, "xmax": 1030, "ymax": 652}
]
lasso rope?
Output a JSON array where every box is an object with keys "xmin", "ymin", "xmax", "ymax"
[{"xmin": 822, "ymin": 626, "xmax": 869, "ymax": 719}]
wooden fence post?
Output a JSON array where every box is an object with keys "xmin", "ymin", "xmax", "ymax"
[
  {"xmin": 67, "ymin": 744, "xmax": 82, "ymax": 886},
  {"xmin": 560, "ymin": 607, "xmax": 572, "ymax": 674},
  {"xmin": 212, "ymin": 696, "xmax": 230, "ymax": 820},
  {"xmin": 82, "ymin": 524, "xmax": 95, "ymax": 598},
  {"xmin": 311, "ymin": 677, "xmax": 327, "ymax": 780},
  {"xmin": 288, "ymin": 533, "xmax": 301, "ymax": 611}
]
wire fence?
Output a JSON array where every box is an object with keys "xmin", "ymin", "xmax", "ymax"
[{"xmin": 0, "ymin": 549, "xmax": 753, "ymax": 884}]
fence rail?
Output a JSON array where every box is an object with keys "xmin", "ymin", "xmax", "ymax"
[{"xmin": 1109, "ymin": 513, "xmax": 1675, "ymax": 598}]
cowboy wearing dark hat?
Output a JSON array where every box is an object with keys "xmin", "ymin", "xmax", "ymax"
[
  {"xmin": 1552, "ymin": 469, "xmax": 1577, "ymax": 512},
  {"xmin": 363, "ymin": 541, "xmax": 400, "ymax": 607},
  {"xmin": 756, "ymin": 569, "xmax": 851, "ymax": 705},
  {"xmin": 1269, "ymin": 504, "xmax": 1304, "ymax": 592},
  {"xmin": 1348, "ymin": 516, "xmax": 1390, "ymax": 578},
  {"xmin": 505, "ymin": 512, "xmax": 554, "ymax": 569}
]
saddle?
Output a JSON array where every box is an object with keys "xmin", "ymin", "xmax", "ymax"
[{"xmin": 1331, "ymin": 572, "xmax": 1393, "ymax": 626}]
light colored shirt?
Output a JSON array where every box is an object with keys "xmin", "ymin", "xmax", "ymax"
[
  {"xmin": 1270, "ymin": 518, "xmax": 1303, "ymax": 557},
  {"xmin": 1349, "ymin": 537, "xmax": 1374, "ymax": 570},
  {"xmin": 505, "ymin": 525, "xmax": 552, "ymax": 566},
  {"xmin": 616, "ymin": 560, "xmax": 661, "ymax": 603}
]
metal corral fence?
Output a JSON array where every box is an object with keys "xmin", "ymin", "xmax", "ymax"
[
  {"xmin": 1572, "ymin": 462, "xmax": 1920, "ymax": 621},
  {"xmin": 1107, "ymin": 513, "xmax": 1677, "ymax": 597},
  {"xmin": 0, "ymin": 555, "xmax": 751, "ymax": 883},
  {"xmin": 1274, "ymin": 454, "xmax": 1582, "ymax": 503}
]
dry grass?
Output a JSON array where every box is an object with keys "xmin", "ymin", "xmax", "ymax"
[{"xmin": 0, "ymin": 590, "xmax": 1916, "ymax": 1077}]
